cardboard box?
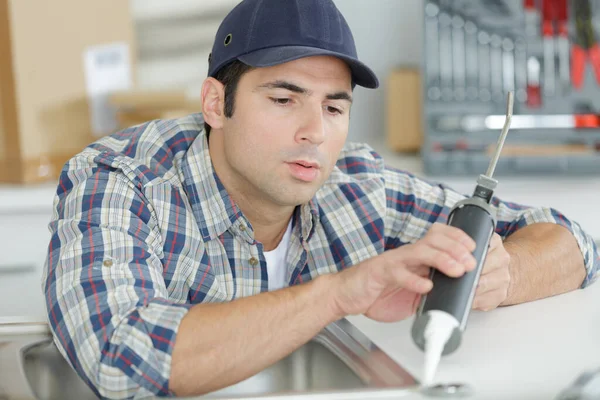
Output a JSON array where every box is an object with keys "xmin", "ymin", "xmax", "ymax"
[
  {"xmin": 109, "ymin": 91, "xmax": 203, "ymax": 131},
  {"xmin": 386, "ymin": 68, "xmax": 423, "ymax": 153},
  {"xmin": 0, "ymin": 0, "xmax": 136, "ymax": 183}
]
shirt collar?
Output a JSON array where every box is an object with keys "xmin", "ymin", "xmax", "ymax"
[{"xmin": 181, "ymin": 129, "xmax": 320, "ymax": 243}]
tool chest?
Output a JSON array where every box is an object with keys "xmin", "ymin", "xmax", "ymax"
[{"xmin": 422, "ymin": 0, "xmax": 600, "ymax": 176}]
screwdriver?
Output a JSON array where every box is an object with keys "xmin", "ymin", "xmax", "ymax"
[{"xmin": 411, "ymin": 91, "xmax": 514, "ymax": 386}]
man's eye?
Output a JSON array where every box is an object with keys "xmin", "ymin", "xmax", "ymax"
[
  {"xmin": 326, "ymin": 106, "xmax": 343, "ymax": 115},
  {"xmin": 270, "ymin": 97, "xmax": 291, "ymax": 105}
]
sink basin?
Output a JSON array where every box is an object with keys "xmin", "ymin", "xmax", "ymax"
[
  {"xmin": 1, "ymin": 318, "xmax": 450, "ymax": 399},
  {"xmin": 21, "ymin": 339, "xmax": 98, "ymax": 400},
  {"xmin": 205, "ymin": 341, "xmax": 365, "ymax": 398},
  {"xmin": 204, "ymin": 319, "xmax": 416, "ymax": 398}
]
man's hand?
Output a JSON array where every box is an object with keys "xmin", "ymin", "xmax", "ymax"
[
  {"xmin": 472, "ymin": 233, "xmax": 511, "ymax": 311},
  {"xmin": 330, "ymin": 223, "xmax": 477, "ymax": 322}
]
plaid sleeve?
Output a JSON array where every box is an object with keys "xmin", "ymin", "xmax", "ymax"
[
  {"xmin": 383, "ymin": 167, "xmax": 599, "ymax": 288},
  {"xmin": 42, "ymin": 154, "xmax": 192, "ymax": 399}
]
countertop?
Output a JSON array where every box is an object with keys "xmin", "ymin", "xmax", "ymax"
[
  {"xmin": 3, "ymin": 287, "xmax": 595, "ymax": 400},
  {"xmin": 347, "ymin": 281, "xmax": 600, "ymax": 399}
]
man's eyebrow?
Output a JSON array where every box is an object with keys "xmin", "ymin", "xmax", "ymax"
[
  {"xmin": 257, "ymin": 80, "xmax": 352, "ymax": 103},
  {"xmin": 326, "ymin": 91, "xmax": 353, "ymax": 103},
  {"xmin": 257, "ymin": 80, "xmax": 310, "ymax": 94}
]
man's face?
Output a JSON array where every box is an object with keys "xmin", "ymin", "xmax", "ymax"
[{"xmin": 210, "ymin": 56, "xmax": 352, "ymax": 208}]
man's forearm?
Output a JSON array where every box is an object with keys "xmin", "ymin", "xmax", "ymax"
[
  {"xmin": 502, "ymin": 223, "xmax": 586, "ymax": 305},
  {"xmin": 169, "ymin": 274, "xmax": 340, "ymax": 396}
]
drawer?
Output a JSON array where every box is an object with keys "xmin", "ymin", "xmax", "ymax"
[
  {"xmin": 0, "ymin": 212, "xmax": 52, "ymax": 319},
  {"xmin": 0, "ymin": 265, "xmax": 47, "ymax": 319},
  {"xmin": 0, "ymin": 212, "xmax": 52, "ymax": 272}
]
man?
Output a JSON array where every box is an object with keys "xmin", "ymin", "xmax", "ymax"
[{"xmin": 42, "ymin": 0, "xmax": 599, "ymax": 398}]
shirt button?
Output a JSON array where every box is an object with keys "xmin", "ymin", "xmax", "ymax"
[
  {"xmin": 239, "ymin": 224, "xmax": 246, "ymax": 231},
  {"xmin": 103, "ymin": 260, "xmax": 113, "ymax": 268},
  {"xmin": 249, "ymin": 257, "xmax": 258, "ymax": 266}
]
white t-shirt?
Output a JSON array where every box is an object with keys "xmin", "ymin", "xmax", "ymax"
[{"xmin": 263, "ymin": 220, "xmax": 293, "ymax": 291}]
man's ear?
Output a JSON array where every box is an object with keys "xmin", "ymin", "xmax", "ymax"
[{"xmin": 201, "ymin": 77, "xmax": 225, "ymax": 130}]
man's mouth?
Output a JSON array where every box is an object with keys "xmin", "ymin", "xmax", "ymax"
[
  {"xmin": 286, "ymin": 161, "xmax": 321, "ymax": 182},
  {"xmin": 291, "ymin": 160, "xmax": 320, "ymax": 169}
]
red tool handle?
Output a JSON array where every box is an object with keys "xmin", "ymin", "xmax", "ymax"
[
  {"xmin": 571, "ymin": 45, "xmax": 587, "ymax": 89},
  {"xmin": 575, "ymin": 114, "xmax": 600, "ymax": 128},
  {"xmin": 588, "ymin": 44, "xmax": 600, "ymax": 85},
  {"xmin": 526, "ymin": 85, "xmax": 541, "ymax": 108},
  {"xmin": 542, "ymin": 0, "xmax": 556, "ymax": 37},
  {"xmin": 556, "ymin": 0, "xmax": 568, "ymax": 36}
]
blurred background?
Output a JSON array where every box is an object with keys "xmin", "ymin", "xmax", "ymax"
[
  {"xmin": 129, "ymin": 0, "xmax": 423, "ymax": 146},
  {"xmin": 0, "ymin": 0, "xmax": 599, "ymax": 318},
  {"xmin": 6, "ymin": 0, "xmax": 600, "ymax": 184},
  {"xmin": 0, "ymin": 0, "xmax": 424, "ymax": 186}
]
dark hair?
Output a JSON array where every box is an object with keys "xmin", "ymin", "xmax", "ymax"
[{"xmin": 204, "ymin": 60, "xmax": 254, "ymax": 136}]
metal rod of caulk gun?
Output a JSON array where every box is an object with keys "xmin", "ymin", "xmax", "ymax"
[{"xmin": 486, "ymin": 91, "xmax": 514, "ymax": 179}]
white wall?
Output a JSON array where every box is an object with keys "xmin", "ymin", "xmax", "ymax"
[
  {"xmin": 130, "ymin": 0, "xmax": 424, "ymax": 143},
  {"xmin": 333, "ymin": 0, "xmax": 423, "ymax": 142},
  {"xmin": 130, "ymin": 0, "xmax": 241, "ymax": 96}
]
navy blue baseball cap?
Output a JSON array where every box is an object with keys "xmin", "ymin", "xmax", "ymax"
[{"xmin": 207, "ymin": 0, "xmax": 379, "ymax": 89}]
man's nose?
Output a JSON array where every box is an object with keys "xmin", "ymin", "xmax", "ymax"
[{"xmin": 296, "ymin": 106, "xmax": 326, "ymax": 145}]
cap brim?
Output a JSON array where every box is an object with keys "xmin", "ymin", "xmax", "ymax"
[{"xmin": 238, "ymin": 46, "xmax": 379, "ymax": 89}]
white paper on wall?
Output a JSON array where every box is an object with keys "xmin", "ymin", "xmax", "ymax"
[{"xmin": 83, "ymin": 42, "xmax": 132, "ymax": 136}]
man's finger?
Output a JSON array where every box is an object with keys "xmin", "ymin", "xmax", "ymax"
[
  {"xmin": 490, "ymin": 233, "xmax": 502, "ymax": 249},
  {"xmin": 402, "ymin": 233, "xmax": 477, "ymax": 276},
  {"xmin": 481, "ymin": 248, "xmax": 504, "ymax": 275},
  {"xmin": 409, "ymin": 265, "xmax": 431, "ymax": 278},
  {"xmin": 481, "ymin": 234, "xmax": 507, "ymax": 274},
  {"xmin": 472, "ymin": 288, "xmax": 508, "ymax": 311},
  {"xmin": 426, "ymin": 230, "xmax": 478, "ymax": 269},
  {"xmin": 406, "ymin": 244, "xmax": 473, "ymax": 278},
  {"xmin": 429, "ymin": 223, "xmax": 477, "ymax": 251},
  {"xmin": 476, "ymin": 266, "xmax": 508, "ymax": 296},
  {"xmin": 388, "ymin": 265, "xmax": 433, "ymax": 294}
]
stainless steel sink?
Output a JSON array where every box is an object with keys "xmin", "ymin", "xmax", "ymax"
[
  {"xmin": 20, "ymin": 339, "xmax": 98, "ymax": 400},
  {"xmin": 0, "ymin": 318, "xmax": 471, "ymax": 399},
  {"xmin": 203, "ymin": 319, "xmax": 417, "ymax": 399},
  {"xmin": 205, "ymin": 341, "xmax": 365, "ymax": 398}
]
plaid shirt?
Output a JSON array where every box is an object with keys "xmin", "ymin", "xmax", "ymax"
[{"xmin": 42, "ymin": 113, "xmax": 599, "ymax": 399}]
